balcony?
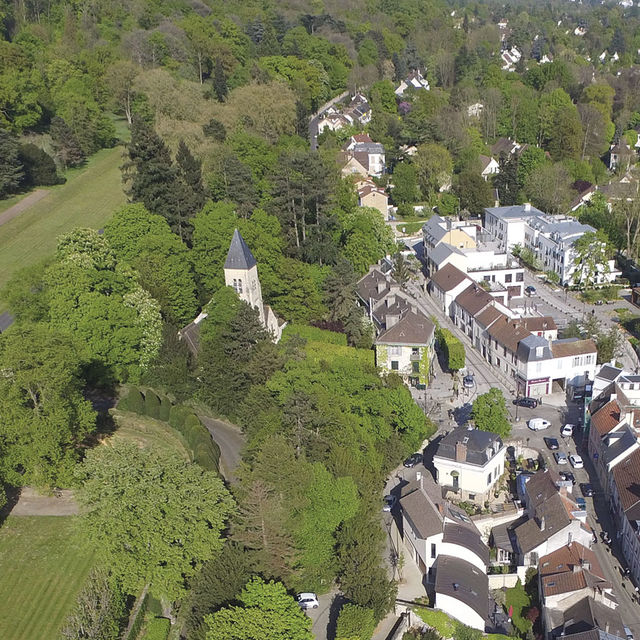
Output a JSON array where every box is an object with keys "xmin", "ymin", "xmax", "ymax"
[{"xmin": 410, "ymin": 351, "xmax": 422, "ymax": 361}]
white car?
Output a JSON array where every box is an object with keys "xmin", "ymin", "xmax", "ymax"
[
  {"xmin": 528, "ymin": 418, "xmax": 551, "ymax": 431},
  {"xmin": 561, "ymin": 424, "xmax": 574, "ymax": 437},
  {"xmin": 297, "ymin": 593, "xmax": 319, "ymax": 610},
  {"xmin": 554, "ymin": 452, "xmax": 568, "ymax": 465},
  {"xmin": 569, "ymin": 454, "xmax": 584, "ymax": 469}
]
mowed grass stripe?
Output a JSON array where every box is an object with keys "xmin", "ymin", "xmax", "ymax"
[
  {"xmin": 0, "ymin": 517, "xmax": 94, "ymax": 640},
  {"xmin": 0, "ymin": 146, "xmax": 126, "ymax": 294}
]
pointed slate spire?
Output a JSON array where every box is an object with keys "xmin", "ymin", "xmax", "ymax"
[{"xmin": 224, "ymin": 229, "xmax": 257, "ymax": 270}]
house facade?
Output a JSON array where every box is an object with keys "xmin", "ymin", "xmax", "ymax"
[
  {"xmin": 357, "ymin": 181, "xmax": 388, "ymax": 218},
  {"xmin": 433, "ymin": 427, "xmax": 506, "ymax": 505},
  {"xmin": 342, "ymin": 134, "xmax": 385, "ymax": 177}
]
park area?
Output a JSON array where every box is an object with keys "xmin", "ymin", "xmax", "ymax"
[
  {"xmin": 0, "ymin": 146, "xmax": 126, "ymax": 303},
  {"xmin": 0, "ymin": 516, "xmax": 95, "ymax": 640}
]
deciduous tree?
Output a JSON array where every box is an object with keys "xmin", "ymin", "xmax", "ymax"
[
  {"xmin": 76, "ymin": 440, "xmax": 235, "ymax": 599},
  {"xmin": 0, "ymin": 128, "xmax": 23, "ymax": 197},
  {"xmin": 471, "ymin": 388, "xmax": 511, "ymax": 438}
]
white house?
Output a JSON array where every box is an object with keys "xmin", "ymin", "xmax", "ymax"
[
  {"xmin": 467, "ymin": 102, "xmax": 484, "ymax": 118},
  {"xmin": 479, "ymin": 155, "xmax": 500, "ymax": 180},
  {"xmin": 342, "ymin": 134, "xmax": 385, "ymax": 177},
  {"xmin": 399, "ymin": 475, "xmax": 489, "ymax": 630},
  {"xmin": 501, "ymin": 46, "xmax": 522, "ymax": 71},
  {"xmin": 433, "ymin": 427, "xmax": 506, "ymax": 505},
  {"xmin": 428, "ymin": 264, "xmax": 473, "ymax": 316},
  {"xmin": 483, "ymin": 205, "xmax": 619, "ymax": 286},
  {"xmin": 395, "ymin": 69, "xmax": 430, "ymax": 96}
]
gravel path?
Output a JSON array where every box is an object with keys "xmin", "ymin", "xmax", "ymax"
[
  {"xmin": 10, "ymin": 487, "xmax": 78, "ymax": 516},
  {"xmin": 0, "ymin": 189, "xmax": 50, "ymax": 227}
]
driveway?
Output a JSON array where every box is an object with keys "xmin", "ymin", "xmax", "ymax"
[
  {"xmin": 198, "ymin": 415, "xmax": 245, "ymax": 484},
  {"xmin": 0, "ymin": 189, "xmax": 49, "ymax": 227}
]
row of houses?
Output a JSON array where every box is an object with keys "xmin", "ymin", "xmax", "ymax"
[
  {"xmin": 429, "ymin": 262, "xmax": 597, "ymax": 397},
  {"xmin": 587, "ymin": 370, "xmax": 640, "ymax": 587},
  {"xmin": 317, "ymin": 92, "xmax": 372, "ymax": 135}
]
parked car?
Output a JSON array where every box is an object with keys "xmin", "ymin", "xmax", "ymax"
[
  {"xmin": 594, "ymin": 299, "xmax": 604, "ymax": 306},
  {"xmin": 554, "ymin": 451, "xmax": 568, "ymax": 465},
  {"xmin": 569, "ymin": 454, "xmax": 584, "ymax": 469},
  {"xmin": 561, "ymin": 424, "xmax": 574, "ymax": 438},
  {"xmin": 544, "ymin": 437, "xmax": 560, "ymax": 450},
  {"xmin": 525, "ymin": 285, "xmax": 537, "ymax": 296},
  {"xmin": 575, "ymin": 497, "xmax": 587, "ymax": 510},
  {"xmin": 528, "ymin": 418, "xmax": 551, "ymax": 431},
  {"xmin": 403, "ymin": 453, "xmax": 423, "ymax": 468},
  {"xmin": 580, "ymin": 483, "xmax": 594, "ymax": 497},
  {"xmin": 297, "ymin": 593, "xmax": 319, "ymax": 610},
  {"xmin": 383, "ymin": 495, "xmax": 396, "ymax": 512},
  {"xmin": 463, "ymin": 374, "xmax": 475, "ymax": 389},
  {"xmin": 514, "ymin": 396, "xmax": 538, "ymax": 409},
  {"xmin": 560, "ymin": 471, "xmax": 576, "ymax": 485}
]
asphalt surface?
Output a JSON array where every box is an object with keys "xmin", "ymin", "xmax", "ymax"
[{"xmin": 198, "ymin": 415, "xmax": 245, "ymax": 484}]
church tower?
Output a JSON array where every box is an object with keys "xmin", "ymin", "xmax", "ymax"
[{"xmin": 224, "ymin": 229, "xmax": 265, "ymax": 324}]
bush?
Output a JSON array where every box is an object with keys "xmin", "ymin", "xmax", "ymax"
[
  {"xmin": 144, "ymin": 617, "xmax": 170, "ymax": 640},
  {"xmin": 122, "ymin": 590, "xmax": 148, "ymax": 640},
  {"xmin": 118, "ymin": 388, "xmax": 145, "ymax": 414},
  {"xmin": 18, "ymin": 143, "xmax": 65, "ymax": 187},
  {"xmin": 336, "ymin": 604, "xmax": 376, "ymax": 640},
  {"xmin": 144, "ymin": 391, "xmax": 160, "ymax": 419},
  {"xmin": 158, "ymin": 395, "xmax": 171, "ymax": 422},
  {"xmin": 437, "ymin": 328, "xmax": 465, "ymax": 372},
  {"xmin": 283, "ymin": 323, "xmax": 347, "ymax": 345}
]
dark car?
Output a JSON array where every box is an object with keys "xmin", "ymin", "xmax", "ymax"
[
  {"xmin": 560, "ymin": 471, "xmax": 576, "ymax": 485},
  {"xmin": 403, "ymin": 453, "xmax": 423, "ymax": 468},
  {"xmin": 544, "ymin": 437, "xmax": 560, "ymax": 450},
  {"xmin": 525, "ymin": 285, "xmax": 536, "ymax": 296},
  {"xmin": 463, "ymin": 374, "xmax": 475, "ymax": 389},
  {"xmin": 514, "ymin": 396, "xmax": 538, "ymax": 409},
  {"xmin": 580, "ymin": 483, "xmax": 595, "ymax": 497}
]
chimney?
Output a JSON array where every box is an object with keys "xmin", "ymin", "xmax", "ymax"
[
  {"xmin": 455, "ymin": 441, "xmax": 468, "ymax": 462},
  {"xmin": 539, "ymin": 515, "xmax": 546, "ymax": 531},
  {"xmin": 386, "ymin": 314, "xmax": 399, "ymax": 328},
  {"xmin": 377, "ymin": 281, "xmax": 386, "ymax": 294},
  {"xmin": 417, "ymin": 471, "xmax": 422, "ymax": 482},
  {"xmin": 606, "ymin": 622, "xmax": 610, "ymax": 634},
  {"xmin": 572, "ymin": 564, "xmax": 581, "ymax": 573},
  {"xmin": 524, "ymin": 202, "xmax": 531, "ymax": 212},
  {"xmin": 386, "ymin": 294, "xmax": 396, "ymax": 307}
]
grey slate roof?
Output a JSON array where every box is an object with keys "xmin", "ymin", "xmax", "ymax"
[
  {"xmin": 597, "ymin": 364, "xmax": 624, "ymax": 382},
  {"xmin": 375, "ymin": 310, "xmax": 435, "ymax": 346},
  {"xmin": 603, "ymin": 427, "xmax": 637, "ymax": 466},
  {"xmin": 429, "ymin": 242, "xmax": 465, "ymax": 266},
  {"xmin": 517, "ymin": 334, "xmax": 553, "ymax": 363},
  {"xmin": 224, "ymin": 229, "xmax": 257, "ymax": 270},
  {"xmin": 434, "ymin": 427, "xmax": 503, "ymax": 467},
  {"xmin": 443, "ymin": 522, "xmax": 490, "ymax": 565},
  {"xmin": 435, "ymin": 555, "xmax": 488, "ymax": 621},
  {"xmin": 484, "ymin": 204, "xmax": 545, "ymax": 219},
  {"xmin": 561, "ymin": 596, "xmax": 626, "ymax": 640},
  {"xmin": 399, "ymin": 477, "xmax": 444, "ymax": 540}
]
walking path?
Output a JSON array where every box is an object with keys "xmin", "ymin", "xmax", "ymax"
[
  {"xmin": 0, "ymin": 189, "xmax": 49, "ymax": 227},
  {"xmin": 9, "ymin": 487, "xmax": 78, "ymax": 516}
]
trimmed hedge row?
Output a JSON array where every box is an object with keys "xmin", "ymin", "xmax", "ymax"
[
  {"xmin": 143, "ymin": 617, "xmax": 170, "ymax": 640},
  {"xmin": 117, "ymin": 388, "xmax": 220, "ymax": 473},
  {"xmin": 122, "ymin": 589, "xmax": 148, "ymax": 640},
  {"xmin": 437, "ymin": 327, "xmax": 466, "ymax": 372},
  {"xmin": 282, "ymin": 323, "xmax": 348, "ymax": 345}
]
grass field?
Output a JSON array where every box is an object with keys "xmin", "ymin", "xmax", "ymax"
[
  {"xmin": 0, "ymin": 516, "xmax": 95, "ymax": 640},
  {"xmin": 0, "ymin": 145, "xmax": 127, "ymax": 297},
  {"xmin": 110, "ymin": 410, "xmax": 192, "ymax": 461}
]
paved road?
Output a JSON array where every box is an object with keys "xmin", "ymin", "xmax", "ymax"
[
  {"xmin": 0, "ymin": 189, "xmax": 49, "ymax": 227},
  {"xmin": 198, "ymin": 415, "xmax": 245, "ymax": 484},
  {"xmin": 309, "ymin": 91, "xmax": 349, "ymax": 150}
]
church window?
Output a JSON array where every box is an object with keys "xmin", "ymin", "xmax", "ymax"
[{"xmin": 232, "ymin": 279, "xmax": 243, "ymax": 294}]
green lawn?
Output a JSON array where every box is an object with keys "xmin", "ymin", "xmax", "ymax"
[
  {"xmin": 0, "ymin": 516, "xmax": 95, "ymax": 640},
  {"xmin": 0, "ymin": 145, "xmax": 126, "ymax": 298},
  {"xmin": 111, "ymin": 410, "xmax": 192, "ymax": 461}
]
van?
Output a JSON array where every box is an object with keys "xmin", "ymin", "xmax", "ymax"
[{"xmin": 528, "ymin": 418, "xmax": 551, "ymax": 431}]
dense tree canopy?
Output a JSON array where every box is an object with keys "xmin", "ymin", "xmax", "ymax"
[{"xmin": 76, "ymin": 440, "xmax": 235, "ymax": 599}]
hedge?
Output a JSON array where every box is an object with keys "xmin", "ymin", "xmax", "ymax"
[
  {"xmin": 158, "ymin": 395, "xmax": 171, "ymax": 422},
  {"xmin": 437, "ymin": 328, "xmax": 465, "ymax": 372},
  {"xmin": 143, "ymin": 617, "xmax": 170, "ymax": 640},
  {"xmin": 122, "ymin": 589, "xmax": 148, "ymax": 640},
  {"xmin": 144, "ymin": 391, "xmax": 160, "ymax": 419},
  {"xmin": 116, "ymin": 387, "xmax": 220, "ymax": 474}
]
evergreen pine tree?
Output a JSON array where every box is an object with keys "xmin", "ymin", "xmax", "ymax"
[
  {"xmin": 122, "ymin": 118, "xmax": 181, "ymax": 233},
  {"xmin": 176, "ymin": 140, "xmax": 207, "ymax": 214},
  {"xmin": 19, "ymin": 144, "xmax": 64, "ymax": 187},
  {"xmin": 50, "ymin": 116, "xmax": 86, "ymax": 169},
  {"xmin": 494, "ymin": 153, "xmax": 519, "ymax": 206},
  {"xmin": 295, "ymin": 101, "xmax": 309, "ymax": 140},
  {"xmin": 213, "ymin": 59, "xmax": 228, "ymax": 102},
  {"xmin": 0, "ymin": 129, "xmax": 24, "ymax": 197}
]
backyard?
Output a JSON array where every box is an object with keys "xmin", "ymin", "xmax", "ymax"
[
  {"xmin": 0, "ymin": 516, "xmax": 95, "ymax": 640},
  {"xmin": 0, "ymin": 145, "xmax": 126, "ymax": 302}
]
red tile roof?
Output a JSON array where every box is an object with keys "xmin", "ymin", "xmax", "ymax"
[{"xmin": 590, "ymin": 399, "xmax": 621, "ymax": 437}]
